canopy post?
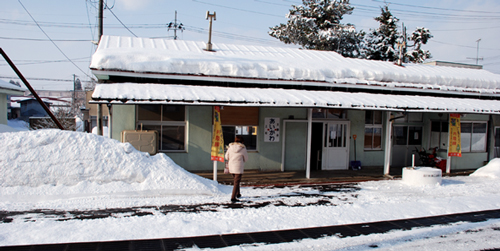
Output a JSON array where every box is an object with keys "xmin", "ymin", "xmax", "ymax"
[
  {"xmin": 383, "ymin": 111, "xmax": 392, "ymax": 175},
  {"xmin": 306, "ymin": 108, "xmax": 312, "ymax": 179},
  {"xmin": 213, "ymin": 161, "xmax": 218, "ymax": 181}
]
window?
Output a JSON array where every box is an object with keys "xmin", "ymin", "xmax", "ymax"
[
  {"xmin": 220, "ymin": 107, "xmax": 259, "ymax": 151},
  {"xmin": 430, "ymin": 121, "xmax": 448, "ymax": 150},
  {"xmin": 364, "ymin": 111, "xmax": 382, "ymax": 150},
  {"xmin": 136, "ymin": 105, "xmax": 186, "ymax": 152},
  {"xmin": 461, "ymin": 122, "xmax": 487, "ymax": 152},
  {"xmin": 222, "ymin": 126, "xmax": 258, "ymax": 150}
]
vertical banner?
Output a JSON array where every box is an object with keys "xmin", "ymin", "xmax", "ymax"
[
  {"xmin": 211, "ymin": 106, "xmax": 225, "ymax": 162},
  {"xmin": 264, "ymin": 117, "xmax": 280, "ymax": 142},
  {"xmin": 448, "ymin": 113, "xmax": 462, "ymax": 157}
]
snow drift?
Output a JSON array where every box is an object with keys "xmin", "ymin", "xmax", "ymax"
[
  {"xmin": 0, "ymin": 129, "xmax": 222, "ymax": 195},
  {"xmin": 471, "ymin": 158, "xmax": 500, "ymax": 179}
]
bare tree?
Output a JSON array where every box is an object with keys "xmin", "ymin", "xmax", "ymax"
[{"xmin": 30, "ymin": 107, "xmax": 78, "ymax": 131}]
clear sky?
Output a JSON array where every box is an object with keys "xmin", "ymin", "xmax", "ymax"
[{"xmin": 1, "ymin": 0, "xmax": 499, "ymax": 90}]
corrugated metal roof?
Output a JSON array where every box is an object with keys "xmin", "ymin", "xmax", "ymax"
[
  {"xmin": 90, "ymin": 35, "xmax": 500, "ymax": 96},
  {"xmin": 91, "ymin": 83, "xmax": 500, "ymax": 114}
]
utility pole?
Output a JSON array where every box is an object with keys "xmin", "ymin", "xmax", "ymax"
[
  {"xmin": 96, "ymin": 0, "xmax": 104, "ymax": 136},
  {"xmin": 476, "ymin": 38, "xmax": 482, "ymax": 65},
  {"xmin": 467, "ymin": 38, "xmax": 483, "ymax": 65},
  {"xmin": 167, "ymin": 11, "xmax": 184, "ymax": 40},
  {"xmin": 98, "ymin": 0, "xmax": 104, "ymax": 41}
]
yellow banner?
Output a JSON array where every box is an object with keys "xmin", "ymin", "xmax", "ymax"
[
  {"xmin": 211, "ymin": 106, "xmax": 225, "ymax": 162},
  {"xmin": 448, "ymin": 113, "xmax": 462, "ymax": 157}
]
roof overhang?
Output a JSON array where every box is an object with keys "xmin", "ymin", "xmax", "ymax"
[
  {"xmin": 91, "ymin": 69, "xmax": 500, "ymax": 99},
  {"xmin": 91, "ymin": 83, "xmax": 500, "ymax": 114}
]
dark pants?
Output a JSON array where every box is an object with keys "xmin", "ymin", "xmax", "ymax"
[{"xmin": 231, "ymin": 174, "xmax": 242, "ymax": 200}]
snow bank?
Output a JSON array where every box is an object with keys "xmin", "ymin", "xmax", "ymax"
[
  {"xmin": 0, "ymin": 124, "xmax": 19, "ymax": 133},
  {"xmin": 0, "ymin": 130, "xmax": 222, "ymax": 195},
  {"xmin": 6, "ymin": 119, "xmax": 28, "ymax": 132},
  {"xmin": 470, "ymin": 158, "xmax": 500, "ymax": 179}
]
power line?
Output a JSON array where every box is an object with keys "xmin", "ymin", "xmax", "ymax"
[
  {"xmin": 0, "ymin": 36, "xmax": 90, "ymax": 42},
  {"xmin": 0, "ymin": 57, "xmax": 90, "ymax": 67},
  {"xmin": 0, "ymin": 75, "xmax": 95, "ymax": 83},
  {"xmin": 105, "ymin": 3, "xmax": 138, "ymax": 37},
  {"xmin": 192, "ymin": 0, "xmax": 284, "ymax": 18},
  {"xmin": 430, "ymin": 40, "xmax": 500, "ymax": 51},
  {"xmin": 17, "ymin": 0, "xmax": 95, "ymax": 80},
  {"xmin": 371, "ymin": 0, "xmax": 500, "ymax": 14}
]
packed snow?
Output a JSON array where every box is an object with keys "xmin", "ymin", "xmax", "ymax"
[
  {"xmin": 0, "ymin": 129, "xmax": 500, "ymax": 250},
  {"xmin": 90, "ymin": 35, "xmax": 500, "ymax": 95},
  {"xmin": 91, "ymin": 83, "xmax": 500, "ymax": 114}
]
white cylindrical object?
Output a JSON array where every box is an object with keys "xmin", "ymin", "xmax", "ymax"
[{"xmin": 402, "ymin": 167, "xmax": 442, "ymax": 186}]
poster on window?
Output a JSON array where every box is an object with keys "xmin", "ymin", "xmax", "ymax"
[
  {"xmin": 264, "ymin": 117, "xmax": 280, "ymax": 142},
  {"xmin": 211, "ymin": 106, "xmax": 225, "ymax": 162},
  {"xmin": 448, "ymin": 113, "xmax": 462, "ymax": 157}
]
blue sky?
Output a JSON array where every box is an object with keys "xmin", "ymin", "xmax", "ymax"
[{"xmin": 1, "ymin": 0, "xmax": 499, "ymax": 90}]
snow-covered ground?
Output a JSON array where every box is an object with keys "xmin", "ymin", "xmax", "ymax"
[{"xmin": 1, "ymin": 129, "xmax": 500, "ymax": 250}]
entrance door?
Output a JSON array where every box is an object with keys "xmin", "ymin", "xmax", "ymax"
[
  {"xmin": 322, "ymin": 121, "xmax": 350, "ymax": 170},
  {"xmin": 392, "ymin": 126, "xmax": 422, "ymax": 167}
]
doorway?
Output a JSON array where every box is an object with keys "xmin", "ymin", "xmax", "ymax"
[
  {"xmin": 392, "ymin": 126, "xmax": 423, "ymax": 167},
  {"xmin": 310, "ymin": 122, "xmax": 323, "ymax": 170}
]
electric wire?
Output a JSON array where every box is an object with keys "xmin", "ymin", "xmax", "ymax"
[
  {"xmin": 17, "ymin": 0, "xmax": 95, "ymax": 81},
  {"xmin": 371, "ymin": 0, "xmax": 500, "ymax": 14},
  {"xmin": 192, "ymin": 0, "xmax": 284, "ymax": 18},
  {"xmin": 104, "ymin": 3, "xmax": 138, "ymax": 37}
]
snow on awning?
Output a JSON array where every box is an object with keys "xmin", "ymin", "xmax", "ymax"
[{"xmin": 91, "ymin": 83, "xmax": 500, "ymax": 114}]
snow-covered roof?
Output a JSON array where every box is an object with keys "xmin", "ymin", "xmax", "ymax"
[
  {"xmin": 91, "ymin": 83, "xmax": 500, "ymax": 114},
  {"xmin": 0, "ymin": 79, "xmax": 25, "ymax": 95},
  {"xmin": 90, "ymin": 35, "xmax": 500, "ymax": 97}
]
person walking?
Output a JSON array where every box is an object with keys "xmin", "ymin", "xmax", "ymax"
[{"xmin": 225, "ymin": 136, "xmax": 248, "ymax": 202}]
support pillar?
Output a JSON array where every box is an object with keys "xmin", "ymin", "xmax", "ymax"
[
  {"xmin": 306, "ymin": 108, "xmax": 312, "ymax": 179},
  {"xmin": 383, "ymin": 111, "xmax": 392, "ymax": 175}
]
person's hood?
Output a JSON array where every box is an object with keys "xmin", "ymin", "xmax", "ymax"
[{"xmin": 229, "ymin": 142, "xmax": 246, "ymax": 152}]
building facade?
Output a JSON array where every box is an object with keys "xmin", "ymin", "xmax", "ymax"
[{"xmin": 89, "ymin": 35, "xmax": 500, "ymax": 175}]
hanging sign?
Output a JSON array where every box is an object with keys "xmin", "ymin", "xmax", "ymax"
[
  {"xmin": 264, "ymin": 117, "xmax": 280, "ymax": 142},
  {"xmin": 448, "ymin": 113, "xmax": 462, "ymax": 157},
  {"xmin": 211, "ymin": 106, "xmax": 225, "ymax": 162}
]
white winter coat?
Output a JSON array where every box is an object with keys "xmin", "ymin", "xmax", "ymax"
[{"xmin": 225, "ymin": 142, "xmax": 248, "ymax": 174}]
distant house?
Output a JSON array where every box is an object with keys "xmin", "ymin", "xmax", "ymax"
[
  {"xmin": 17, "ymin": 98, "xmax": 52, "ymax": 119},
  {"xmin": 0, "ymin": 79, "xmax": 24, "ymax": 125},
  {"xmin": 89, "ymin": 35, "xmax": 500, "ymax": 175}
]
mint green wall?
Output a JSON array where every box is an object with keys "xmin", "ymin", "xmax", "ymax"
[
  {"xmin": 0, "ymin": 94, "xmax": 7, "ymax": 125},
  {"xmin": 110, "ymin": 104, "xmax": 497, "ymax": 172},
  {"xmin": 348, "ymin": 110, "xmax": 386, "ymax": 167},
  {"xmin": 110, "ymin": 105, "xmax": 136, "ymax": 140},
  {"xmin": 255, "ymin": 107, "xmax": 308, "ymax": 171},
  {"xmin": 171, "ymin": 106, "xmax": 308, "ymax": 172},
  {"xmin": 167, "ymin": 106, "xmax": 213, "ymax": 170}
]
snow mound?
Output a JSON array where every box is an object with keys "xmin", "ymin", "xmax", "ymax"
[
  {"xmin": 0, "ymin": 129, "xmax": 222, "ymax": 195},
  {"xmin": 470, "ymin": 158, "xmax": 500, "ymax": 179},
  {"xmin": 0, "ymin": 124, "xmax": 18, "ymax": 133}
]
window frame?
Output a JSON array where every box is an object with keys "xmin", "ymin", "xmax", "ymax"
[
  {"xmin": 136, "ymin": 105, "xmax": 187, "ymax": 153},
  {"xmin": 430, "ymin": 120, "xmax": 449, "ymax": 151},
  {"xmin": 364, "ymin": 111, "xmax": 383, "ymax": 150},
  {"xmin": 460, "ymin": 121, "xmax": 488, "ymax": 153},
  {"xmin": 222, "ymin": 124, "xmax": 258, "ymax": 151}
]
